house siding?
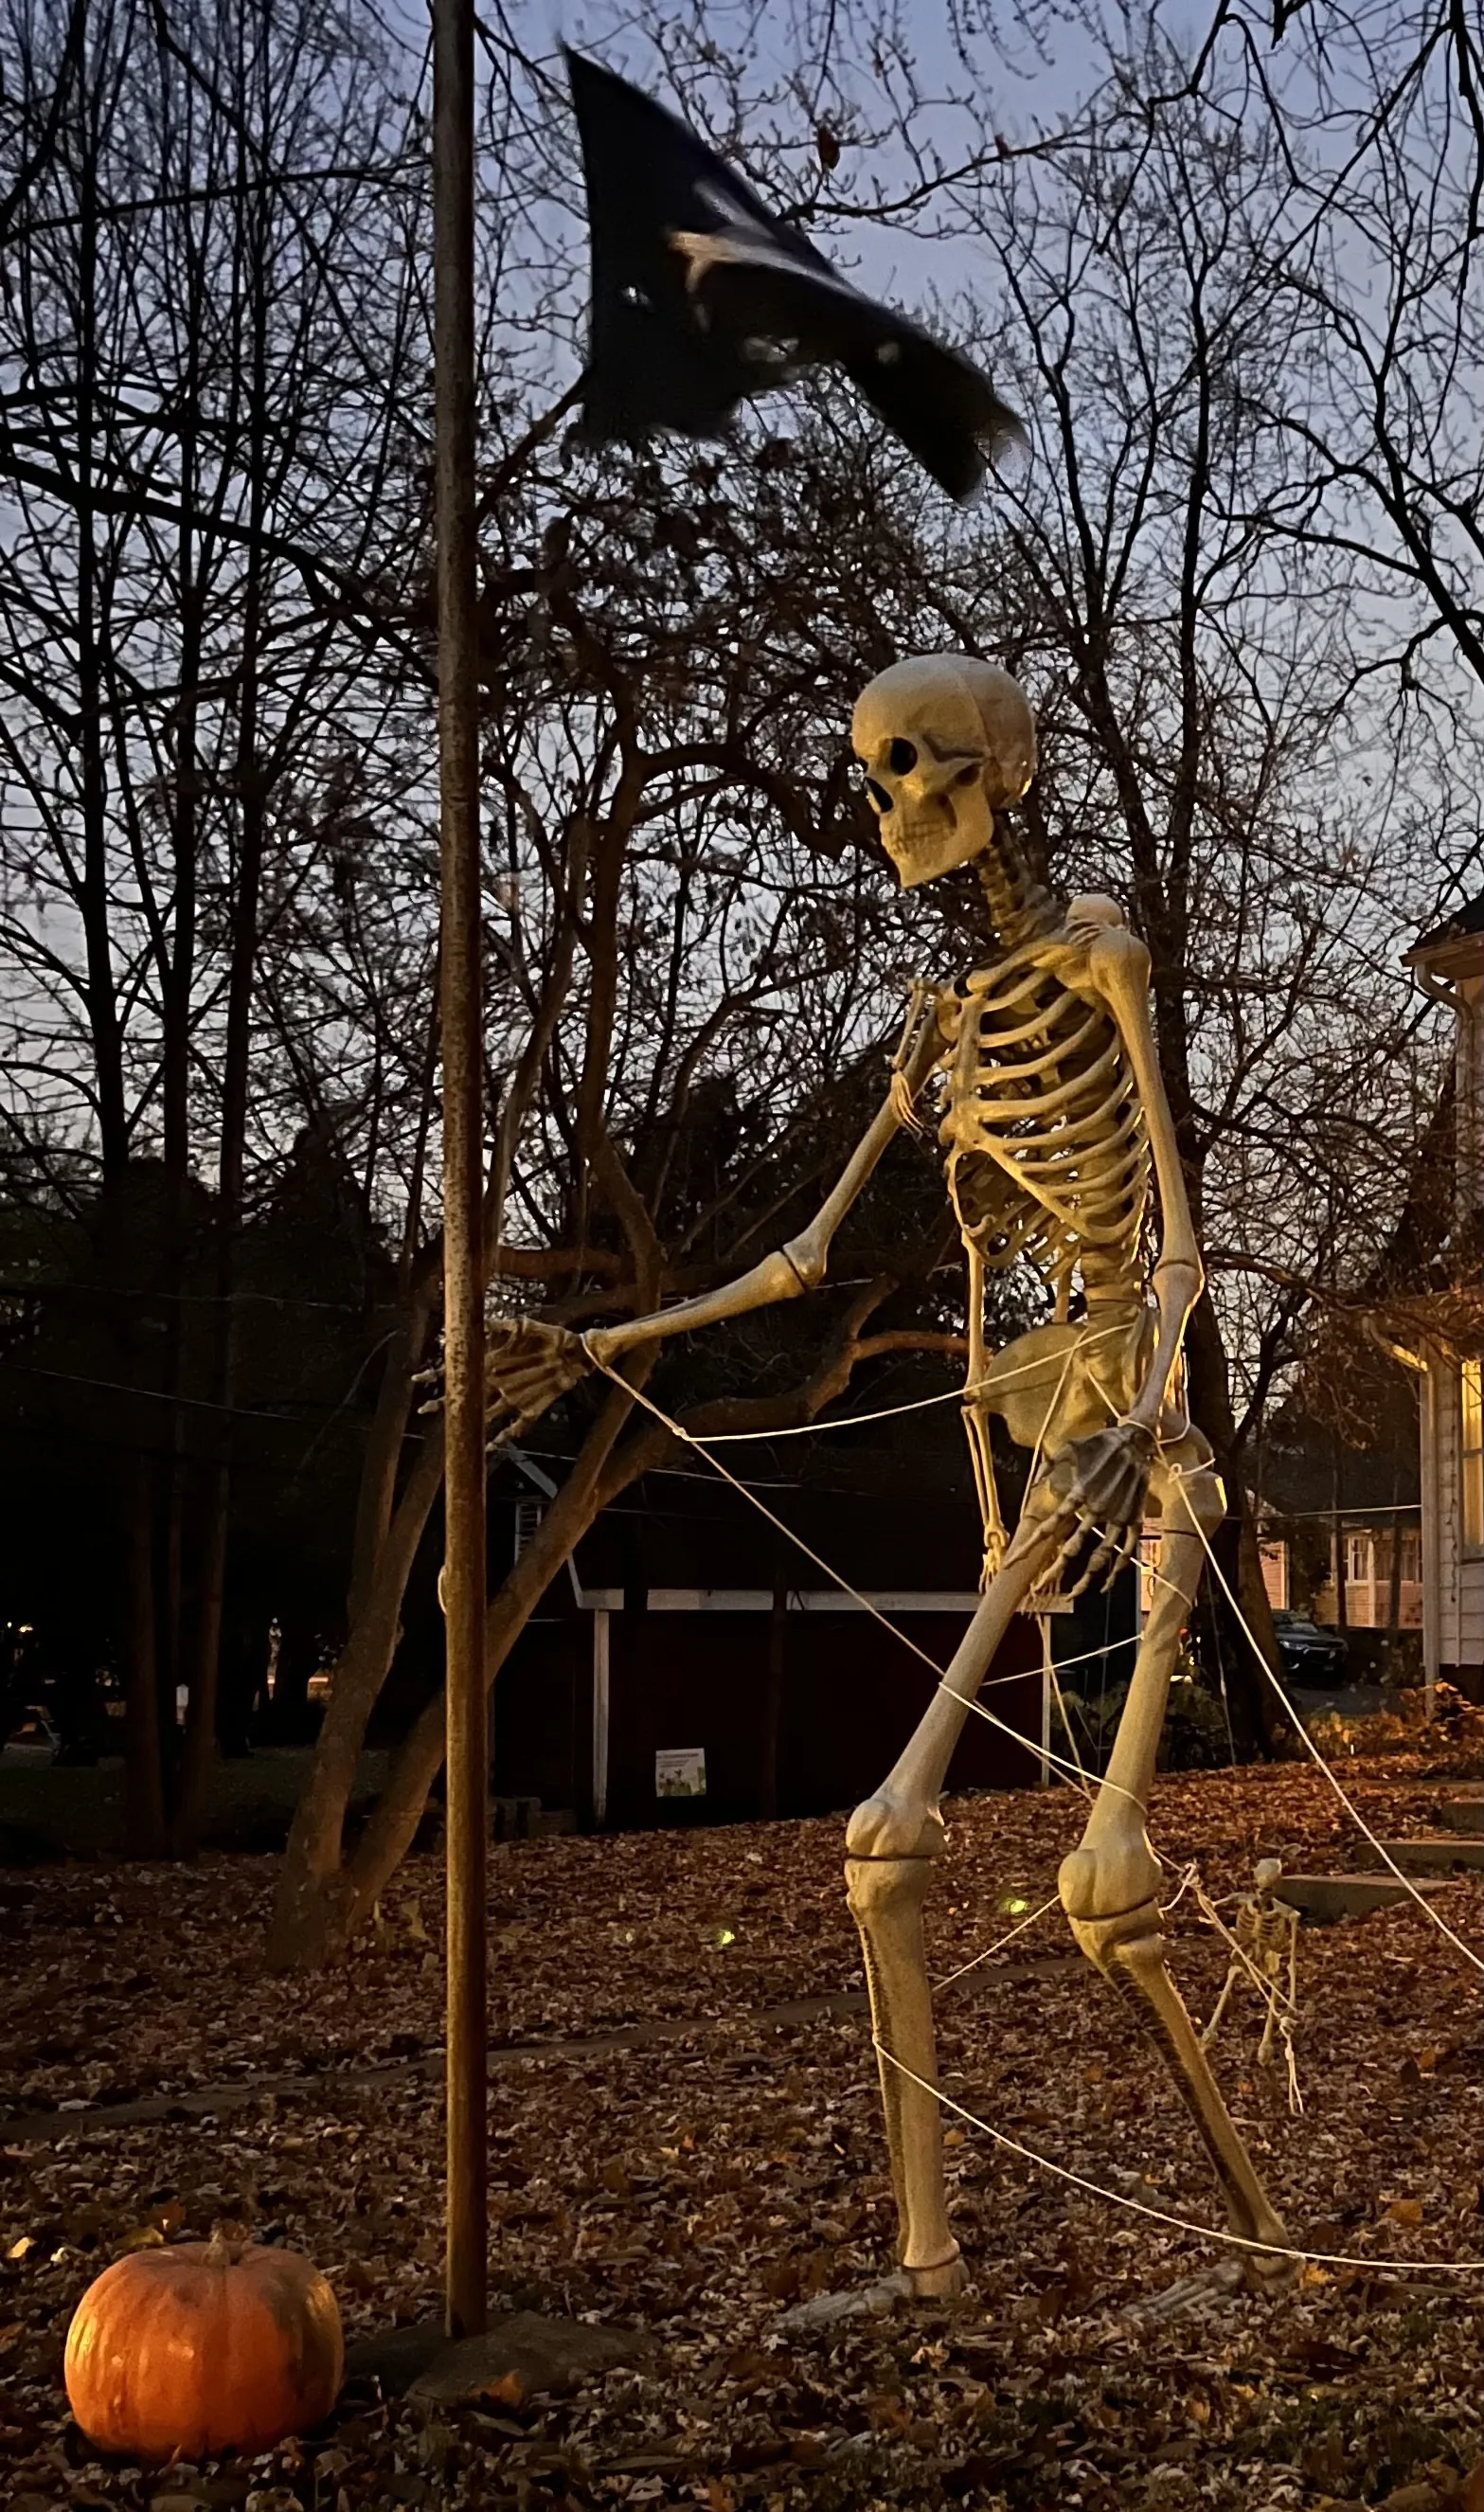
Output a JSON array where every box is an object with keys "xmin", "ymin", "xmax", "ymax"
[
  {"xmin": 1406, "ymin": 905, "xmax": 1483, "ymax": 1702},
  {"xmin": 1428, "ymin": 1349, "xmax": 1484, "ymax": 1688}
]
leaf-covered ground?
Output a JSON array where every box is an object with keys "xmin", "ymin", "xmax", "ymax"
[{"xmin": 2, "ymin": 1751, "xmax": 1480, "ymax": 2512}]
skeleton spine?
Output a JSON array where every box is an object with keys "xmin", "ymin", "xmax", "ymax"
[{"xmin": 977, "ymin": 814, "xmax": 1062, "ymax": 946}]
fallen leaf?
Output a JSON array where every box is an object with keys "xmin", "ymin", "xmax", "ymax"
[{"xmin": 119, "ymin": 2221, "xmax": 167, "ymax": 2252}]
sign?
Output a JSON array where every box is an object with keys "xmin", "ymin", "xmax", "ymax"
[{"xmin": 655, "ymin": 1747, "xmax": 706, "ymax": 1799}]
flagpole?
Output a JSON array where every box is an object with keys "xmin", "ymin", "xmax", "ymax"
[{"xmin": 432, "ymin": 0, "xmax": 488, "ymax": 2342}]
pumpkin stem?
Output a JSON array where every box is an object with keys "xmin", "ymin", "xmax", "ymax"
[{"xmin": 205, "ymin": 2228, "xmax": 241, "ymax": 2268}]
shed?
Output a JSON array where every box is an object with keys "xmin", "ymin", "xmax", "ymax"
[{"xmin": 482, "ymin": 1421, "xmax": 1131, "ymax": 1831}]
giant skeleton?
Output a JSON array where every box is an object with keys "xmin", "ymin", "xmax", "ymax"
[{"xmin": 487, "ymin": 655, "xmax": 1290, "ymax": 2297}]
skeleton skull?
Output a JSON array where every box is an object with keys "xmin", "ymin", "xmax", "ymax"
[{"xmin": 852, "ymin": 655, "xmax": 1037, "ymax": 888}]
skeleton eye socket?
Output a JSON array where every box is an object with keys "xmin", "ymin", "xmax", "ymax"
[
  {"xmin": 887, "ymin": 738, "xmax": 918, "ymax": 775},
  {"xmin": 865, "ymin": 778, "xmax": 894, "ymax": 814}
]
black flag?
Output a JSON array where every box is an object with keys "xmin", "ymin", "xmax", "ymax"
[{"xmin": 566, "ymin": 51, "xmax": 1026, "ymax": 504}]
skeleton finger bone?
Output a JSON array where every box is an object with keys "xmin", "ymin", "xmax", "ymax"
[
  {"xmin": 483, "ymin": 1317, "xmax": 592, "ymax": 1438},
  {"xmin": 1050, "ymin": 1418, "xmax": 1157, "ymax": 1529},
  {"xmin": 1080, "ymin": 1512, "xmax": 1149, "ymax": 1597}
]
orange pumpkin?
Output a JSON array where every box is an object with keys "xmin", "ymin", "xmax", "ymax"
[{"xmin": 64, "ymin": 2234, "xmax": 344, "ymax": 2461}]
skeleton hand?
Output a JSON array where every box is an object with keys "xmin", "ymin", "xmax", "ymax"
[
  {"xmin": 1046, "ymin": 1417, "xmax": 1157, "ymax": 1595},
  {"xmin": 484, "ymin": 1317, "xmax": 592, "ymax": 1443},
  {"xmin": 1046, "ymin": 894, "xmax": 1128, "ymax": 973}
]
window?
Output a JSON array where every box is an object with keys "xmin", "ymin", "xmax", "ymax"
[{"xmin": 1463, "ymin": 1358, "xmax": 1483, "ymax": 1552}]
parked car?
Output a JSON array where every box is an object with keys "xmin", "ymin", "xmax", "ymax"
[
  {"xmin": 1271, "ymin": 1611, "xmax": 1349, "ymax": 1685},
  {"xmin": 1, "ymin": 1705, "xmax": 63, "ymax": 1765}
]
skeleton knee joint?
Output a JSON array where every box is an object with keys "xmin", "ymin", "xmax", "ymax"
[
  {"xmin": 779, "ymin": 1232, "xmax": 827, "ymax": 1291},
  {"xmin": 1058, "ymin": 1839, "xmax": 1163, "ymax": 1931},
  {"xmin": 1172, "ymin": 1465, "xmax": 1225, "ymax": 1538}
]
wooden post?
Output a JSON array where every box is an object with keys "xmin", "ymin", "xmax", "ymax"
[
  {"xmin": 760, "ymin": 1561, "xmax": 787, "ymax": 1820},
  {"xmin": 432, "ymin": 0, "xmax": 487, "ymax": 2342},
  {"xmin": 591, "ymin": 1608, "xmax": 611, "ymax": 1827}
]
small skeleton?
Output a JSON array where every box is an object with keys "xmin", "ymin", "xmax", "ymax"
[
  {"xmin": 1203, "ymin": 1857, "xmax": 1301, "ymax": 2072},
  {"xmin": 485, "ymin": 655, "xmax": 1290, "ymax": 2296}
]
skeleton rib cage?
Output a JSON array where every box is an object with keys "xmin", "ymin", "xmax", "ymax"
[{"xmin": 938, "ymin": 941, "xmax": 1153, "ymax": 1302}]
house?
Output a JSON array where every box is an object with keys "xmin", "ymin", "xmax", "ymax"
[
  {"xmin": 1397, "ymin": 893, "xmax": 1484, "ymax": 1703},
  {"xmin": 1241, "ymin": 1416, "xmax": 1423, "ymax": 1664}
]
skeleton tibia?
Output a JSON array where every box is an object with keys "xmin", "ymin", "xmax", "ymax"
[
  {"xmin": 845, "ymin": 1851, "xmax": 966, "ymax": 2294},
  {"xmin": 1058, "ymin": 1462, "xmax": 1290, "ymax": 2275}
]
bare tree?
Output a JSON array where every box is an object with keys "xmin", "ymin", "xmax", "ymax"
[
  {"xmin": 7, "ymin": 0, "xmax": 1475, "ymax": 1913},
  {"xmin": 264, "ymin": 390, "xmax": 1013, "ymax": 1966},
  {"xmin": 1216, "ymin": 0, "xmax": 1483, "ymax": 709},
  {"xmin": 0, "ymin": 0, "xmax": 426, "ymax": 1846},
  {"xmin": 855, "ymin": 16, "xmax": 1478, "ymax": 1739}
]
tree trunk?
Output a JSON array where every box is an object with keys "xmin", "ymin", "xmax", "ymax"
[
  {"xmin": 1182, "ymin": 1292, "xmax": 1287, "ymax": 1756},
  {"xmin": 266, "ymin": 1381, "xmax": 653, "ymax": 1971},
  {"xmin": 266, "ymin": 1424, "xmax": 448, "ymax": 1968},
  {"xmin": 171, "ymin": 289, "xmax": 269, "ymax": 1854},
  {"xmin": 121, "ymin": 1452, "xmax": 167, "ymax": 1857},
  {"xmin": 323, "ymin": 1406, "xmax": 665, "ymax": 1966},
  {"xmin": 171, "ymin": 1461, "xmax": 228, "ymax": 1855},
  {"xmin": 348, "ymin": 1311, "xmax": 431, "ymax": 1625}
]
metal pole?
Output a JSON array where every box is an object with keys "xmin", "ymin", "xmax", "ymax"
[{"xmin": 432, "ymin": 0, "xmax": 487, "ymax": 2342}]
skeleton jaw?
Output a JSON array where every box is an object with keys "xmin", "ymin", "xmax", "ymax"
[{"xmin": 877, "ymin": 763, "xmax": 996, "ymax": 889}]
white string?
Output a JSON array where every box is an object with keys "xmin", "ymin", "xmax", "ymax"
[
  {"xmin": 933, "ymin": 1893, "xmax": 1061, "ymax": 1990},
  {"xmin": 1169, "ymin": 1490, "xmax": 1484, "ymax": 1978},
  {"xmin": 1044, "ymin": 1627, "xmax": 1140, "ymax": 1679},
  {"xmin": 584, "ymin": 1351, "xmax": 1146, "ymax": 1807},
  {"xmin": 700, "ymin": 1383, "xmax": 969, "ymax": 1441},
  {"xmin": 694, "ymin": 1320, "xmax": 1135, "ymax": 1443},
  {"xmin": 872, "ymin": 2042, "xmax": 1484, "ymax": 2276},
  {"xmin": 1111, "ymin": 1499, "xmax": 1482, "ymax": 1976},
  {"xmin": 935, "ymin": 1840, "xmax": 1215, "ymax": 1999}
]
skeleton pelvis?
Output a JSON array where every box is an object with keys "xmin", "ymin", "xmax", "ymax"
[{"xmin": 979, "ymin": 1307, "xmax": 1153, "ymax": 1455}]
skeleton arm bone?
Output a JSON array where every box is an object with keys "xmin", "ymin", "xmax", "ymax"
[
  {"xmin": 1081, "ymin": 923, "xmax": 1202, "ymax": 1436},
  {"xmin": 584, "ymin": 1000, "xmax": 949, "ymax": 1369}
]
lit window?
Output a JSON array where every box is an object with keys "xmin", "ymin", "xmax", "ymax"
[{"xmin": 1463, "ymin": 1359, "xmax": 1483, "ymax": 1552}]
